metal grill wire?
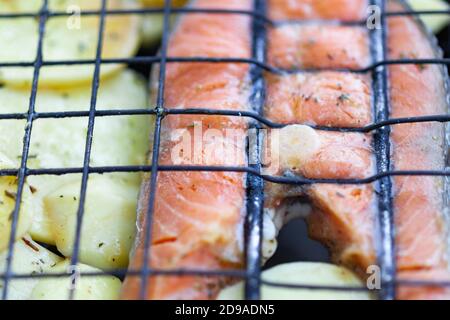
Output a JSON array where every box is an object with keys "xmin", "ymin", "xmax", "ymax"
[{"xmin": 0, "ymin": 0, "xmax": 448, "ymax": 300}]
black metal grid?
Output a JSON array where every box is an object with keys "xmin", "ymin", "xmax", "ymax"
[
  {"xmin": 0, "ymin": 0, "xmax": 448, "ymax": 301},
  {"xmin": 370, "ymin": 0, "xmax": 396, "ymax": 300}
]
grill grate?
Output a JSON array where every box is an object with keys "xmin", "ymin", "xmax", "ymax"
[
  {"xmin": 370, "ymin": 0, "xmax": 396, "ymax": 300},
  {"xmin": 0, "ymin": 0, "xmax": 448, "ymax": 301}
]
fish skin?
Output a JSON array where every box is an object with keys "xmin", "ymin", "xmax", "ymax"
[{"xmin": 122, "ymin": 0, "xmax": 252, "ymax": 300}]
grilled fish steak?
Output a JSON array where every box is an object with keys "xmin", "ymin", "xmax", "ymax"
[{"xmin": 123, "ymin": 0, "xmax": 449, "ymax": 300}]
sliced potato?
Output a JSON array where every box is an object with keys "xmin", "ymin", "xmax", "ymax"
[
  {"xmin": 44, "ymin": 175, "xmax": 139, "ymax": 270},
  {"xmin": 0, "ymin": 1, "xmax": 42, "ymax": 12},
  {"xmin": 0, "ymin": 0, "xmax": 141, "ymax": 88},
  {"xmin": 218, "ymin": 262, "xmax": 373, "ymax": 300},
  {"xmin": 0, "ymin": 177, "xmax": 34, "ymax": 252},
  {"xmin": 141, "ymin": 14, "xmax": 165, "ymax": 48},
  {"xmin": 0, "ymin": 235, "xmax": 63, "ymax": 300},
  {"xmin": 408, "ymin": 0, "xmax": 450, "ymax": 33},
  {"xmin": 0, "ymin": 70, "xmax": 151, "ymax": 244},
  {"xmin": 27, "ymin": 175, "xmax": 79, "ymax": 244},
  {"xmin": 30, "ymin": 259, "xmax": 121, "ymax": 300},
  {"xmin": 139, "ymin": 0, "xmax": 187, "ymax": 47},
  {"xmin": 29, "ymin": 70, "xmax": 149, "ymax": 169}
]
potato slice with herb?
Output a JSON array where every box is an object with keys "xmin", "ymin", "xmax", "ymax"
[
  {"xmin": 30, "ymin": 259, "xmax": 121, "ymax": 300},
  {"xmin": 27, "ymin": 176, "xmax": 78, "ymax": 244},
  {"xmin": 0, "ymin": 0, "xmax": 141, "ymax": 88},
  {"xmin": 218, "ymin": 262, "xmax": 373, "ymax": 300},
  {"xmin": 0, "ymin": 236, "xmax": 63, "ymax": 300},
  {"xmin": 45, "ymin": 175, "xmax": 139, "ymax": 270},
  {"xmin": 0, "ymin": 70, "xmax": 151, "ymax": 245},
  {"xmin": 0, "ymin": 177, "xmax": 34, "ymax": 253}
]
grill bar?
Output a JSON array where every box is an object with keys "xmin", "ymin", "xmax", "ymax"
[
  {"xmin": 3, "ymin": 56, "xmax": 450, "ymax": 76},
  {"xmin": 0, "ymin": 7, "xmax": 448, "ymax": 21},
  {"xmin": 138, "ymin": 0, "xmax": 173, "ymax": 300},
  {"xmin": 370, "ymin": 0, "xmax": 396, "ymax": 300},
  {"xmin": 4, "ymin": 266, "xmax": 450, "ymax": 293},
  {"xmin": 0, "ymin": 166, "xmax": 447, "ymax": 185},
  {"xmin": 67, "ymin": 0, "xmax": 108, "ymax": 300},
  {"xmin": 1, "ymin": 266, "xmax": 450, "ymax": 289},
  {"xmin": 0, "ymin": 109, "xmax": 448, "ymax": 135},
  {"xmin": 244, "ymin": 0, "xmax": 268, "ymax": 300}
]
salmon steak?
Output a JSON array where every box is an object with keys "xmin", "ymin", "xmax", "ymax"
[{"xmin": 122, "ymin": 0, "xmax": 450, "ymax": 300}]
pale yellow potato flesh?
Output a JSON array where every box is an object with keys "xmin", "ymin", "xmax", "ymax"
[
  {"xmin": 0, "ymin": 235, "xmax": 63, "ymax": 300},
  {"xmin": 0, "ymin": 69, "xmax": 151, "ymax": 272},
  {"xmin": 218, "ymin": 262, "xmax": 373, "ymax": 300},
  {"xmin": 140, "ymin": 0, "xmax": 187, "ymax": 7},
  {"xmin": 141, "ymin": 14, "xmax": 164, "ymax": 48},
  {"xmin": 0, "ymin": 0, "xmax": 141, "ymax": 88},
  {"xmin": 30, "ymin": 259, "xmax": 121, "ymax": 300},
  {"xmin": 0, "ymin": 177, "xmax": 34, "ymax": 253},
  {"xmin": 27, "ymin": 176, "xmax": 73, "ymax": 244},
  {"xmin": 408, "ymin": 0, "xmax": 450, "ymax": 33},
  {"xmin": 0, "ymin": 70, "xmax": 150, "ymax": 247},
  {"xmin": 139, "ymin": 0, "xmax": 187, "ymax": 47},
  {"xmin": 45, "ymin": 175, "xmax": 139, "ymax": 270}
]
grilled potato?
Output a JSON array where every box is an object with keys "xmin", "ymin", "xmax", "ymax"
[
  {"xmin": 217, "ymin": 262, "xmax": 373, "ymax": 300},
  {"xmin": 0, "ymin": 0, "xmax": 141, "ymax": 88},
  {"xmin": 139, "ymin": 0, "xmax": 188, "ymax": 47},
  {"xmin": 44, "ymin": 175, "xmax": 139, "ymax": 270},
  {"xmin": 409, "ymin": 0, "xmax": 450, "ymax": 33},
  {"xmin": 0, "ymin": 69, "xmax": 151, "ymax": 271},
  {"xmin": 0, "ymin": 69, "xmax": 150, "ymax": 246},
  {"xmin": 0, "ymin": 178, "xmax": 34, "ymax": 253},
  {"xmin": 0, "ymin": 236, "xmax": 63, "ymax": 300},
  {"xmin": 30, "ymin": 259, "xmax": 121, "ymax": 300}
]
